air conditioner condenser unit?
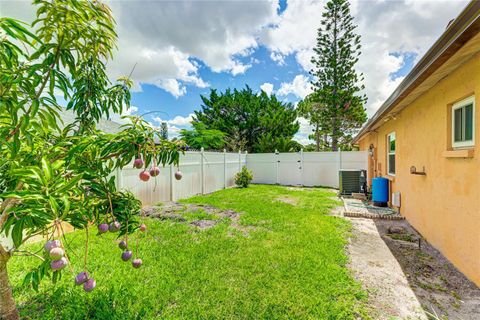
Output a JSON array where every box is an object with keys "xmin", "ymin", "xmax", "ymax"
[{"xmin": 339, "ymin": 169, "xmax": 366, "ymax": 195}]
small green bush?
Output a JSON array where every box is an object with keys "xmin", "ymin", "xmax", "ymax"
[{"xmin": 235, "ymin": 166, "xmax": 253, "ymax": 188}]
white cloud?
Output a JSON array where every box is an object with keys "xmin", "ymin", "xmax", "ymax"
[
  {"xmin": 261, "ymin": 0, "xmax": 468, "ymax": 116},
  {"xmin": 270, "ymin": 51, "xmax": 286, "ymax": 65},
  {"xmin": 111, "ymin": 46, "xmax": 208, "ymax": 95},
  {"xmin": 351, "ymin": 0, "xmax": 467, "ymax": 115},
  {"xmin": 106, "ymin": 0, "xmax": 277, "ymax": 94},
  {"xmin": 293, "ymin": 135, "xmax": 312, "ymax": 146},
  {"xmin": 260, "ymin": 83, "xmax": 274, "ymax": 96},
  {"xmin": 295, "ymin": 49, "xmax": 315, "ymax": 73},
  {"xmin": 167, "ymin": 114, "xmax": 195, "ymax": 126},
  {"xmin": 1, "ymin": 0, "xmax": 276, "ymax": 97},
  {"xmin": 153, "ymin": 114, "xmax": 195, "ymax": 138},
  {"xmin": 297, "ymin": 117, "xmax": 314, "ymax": 135},
  {"xmin": 261, "ymin": 0, "xmax": 322, "ymax": 59},
  {"xmin": 111, "ymin": 105, "xmax": 139, "ymax": 124},
  {"xmin": 293, "ymin": 117, "xmax": 315, "ymax": 146},
  {"xmin": 277, "ymin": 75, "xmax": 312, "ymax": 99},
  {"xmin": 229, "ymin": 62, "xmax": 252, "ymax": 76},
  {"xmin": 151, "ymin": 118, "xmax": 181, "ymax": 138},
  {"xmin": 167, "ymin": 125, "xmax": 181, "ymax": 136},
  {"xmin": 152, "ymin": 117, "xmax": 164, "ymax": 124},
  {"xmin": 155, "ymin": 79, "xmax": 187, "ymax": 98}
]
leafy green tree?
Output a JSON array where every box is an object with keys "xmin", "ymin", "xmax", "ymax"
[
  {"xmin": 160, "ymin": 122, "xmax": 169, "ymax": 140},
  {"xmin": 302, "ymin": 143, "xmax": 319, "ymax": 152},
  {"xmin": 255, "ymin": 134, "xmax": 303, "ymax": 153},
  {"xmin": 307, "ymin": 0, "xmax": 367, "ymax": 151},
  {"xmin": 180, "ymin": 123, "xmax": 225, "ymax": 150},
  {"xmin": 224, "ymin": 127, "xmax": 248, "ymax": 152},
  {"xmin": 0, "ymin": 1, "xmax": 180, "ymax": 318},
  {"xmin": 193, "ymin": 87, "xmax": 299, "ymax": 152}
]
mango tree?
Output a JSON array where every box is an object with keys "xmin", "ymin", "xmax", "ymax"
[{"xmin": 0, "ymin": 1, "xmax": 181, "ymax": 319}]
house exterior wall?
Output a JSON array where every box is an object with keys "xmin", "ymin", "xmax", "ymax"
[{"xmin": 357, "ymin": 53, "xmax": 480, "ymax": 286}]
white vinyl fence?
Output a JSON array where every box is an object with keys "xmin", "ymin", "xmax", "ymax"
[
  {"xmin": 0, "ymin": 150, "xmax": 367, "ymax": 247},
  {"xmin": 246, "ymin": 151, "xmax": 368, "ymax": 188},
  {"xmin": 117, "ymin": 149, "xmax": 247, "ymax": 205},
  {"xmin": 117, "ymin": 149, "xmax": 368, "ymax": 205}
]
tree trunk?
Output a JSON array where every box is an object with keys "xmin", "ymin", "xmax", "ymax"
[
  {"xmin": 331, "ymin": 117, "xmax": 338, "ymax": 151},
  {"xmin": 315, "ymin": 124, "xmax": 320, "ymax": 152},
  {"xmin": 0, "ymin": 246, "xmax": 19, "ymax": 320}
]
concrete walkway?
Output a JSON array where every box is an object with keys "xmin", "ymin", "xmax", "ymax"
[
  {"xmin": 343, "ymin": 198, "xmax": 404, "ymax": 220},
  {"xmin": 347, "ymin": 217, "xmax": 427, "ymax": 320}
]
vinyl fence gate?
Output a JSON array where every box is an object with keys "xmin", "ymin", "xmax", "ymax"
[{"xmin": 246, "ymin": 150, "xmax": 368, "ymax": 188}]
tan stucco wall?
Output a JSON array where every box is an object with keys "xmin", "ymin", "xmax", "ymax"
[{"xmin": 358, "ymin": 53, "xmax": 480, "ymax": 286}]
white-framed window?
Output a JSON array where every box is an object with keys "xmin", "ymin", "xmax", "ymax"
[
  {"xmin": 387, "ymin": 132, "xmax": 395, "ymax": 176},
  {"xmin": 452, "ymin": 96, "xmax": 475, "ymax": 148}
]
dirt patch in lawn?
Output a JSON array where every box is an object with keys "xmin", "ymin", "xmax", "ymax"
[
  {"xmin": 143, "ymin": 203, "xmax": 186, "ymax": 222},
  {"xmin": 189, "ymin": 219, "xmax": 217, "ymax": 229},
  {"xmin": 143, "ymin": 202, "xmax": 254, "ymax": 234},
  {"xmin": 276, "ymin": 196, "xmax": 298, "ymax": 205},
  {"xmin": 374, "ymin": 219, "xmax": 480, "ymax": 319}
]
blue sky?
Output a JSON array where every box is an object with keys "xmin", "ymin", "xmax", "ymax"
[
  {"xmin": 131, "ymin": 45, "xmax": 305, "ymax": 126},
  {"xmin": 131, "ymin": 47, "xmax": 416, "ymax": 132},
  {"xmin": 2, "ymin": 0, "xmax": 469, "ymax": 144},
  {"xmin": 389, "ymin": 52, "xmax": 418, "ymax": 81}
]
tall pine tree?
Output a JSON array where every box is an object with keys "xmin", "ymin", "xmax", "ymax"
[
  {"xmin": 308, "ymin": 0, "xmax": 367, "ymax": 151},
  {"xmin": 160, "ymin": 122, "xmax": 169, "ymax": 140}
]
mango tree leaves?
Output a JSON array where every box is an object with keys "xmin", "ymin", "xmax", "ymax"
[
  {"xmin": 1, "ymin": 0, "xmax": 182, "ymax": 247},
  {"xmin": 0, "ymin": 0, "xmax": 181, "ymax": 291}
]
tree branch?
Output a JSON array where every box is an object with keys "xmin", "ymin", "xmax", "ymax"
[
  {"xmin": 6, "ymin": 34, "xmax": 65, "ymax": 142},
  {"xmin": 20, "ymin": 226, "xmax": 54, "ymax": 246},
  {"xmin": 0, "ymin": 182, "xmax": 24, "ymax": 231},
  {"xmin": 12, "ymin": 250, "xmax": 44, "ymax": 261},
  {"xmin": 0, "ymin": 243, "xmax": 8, "ymax": 258}
]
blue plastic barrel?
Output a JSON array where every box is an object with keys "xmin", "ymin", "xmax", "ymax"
[{"xmin": 372, "ymin": 177, "xmax": 389, "ymax": 206}]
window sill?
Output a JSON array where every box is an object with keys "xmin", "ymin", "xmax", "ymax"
[
  {"xmin": 384, "ymin": 175, "xmax": 395, "ymax": 182},
  {"xmin": 443, "ymin": 149, "xmax": 474, "ymax": 158}
]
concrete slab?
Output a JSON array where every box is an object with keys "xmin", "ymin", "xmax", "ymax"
[
  {"xmin": 347, "ymin": 217, "xmax": 428, "ymax": 320},
  {"xmin": 343, "ymin": 198, "xmax": 404, "ymax": 220}
]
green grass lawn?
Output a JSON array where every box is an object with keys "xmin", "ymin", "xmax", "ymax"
[{"xmin": 8, "ymin": 185, "xmax": 369, "ymax": 319}]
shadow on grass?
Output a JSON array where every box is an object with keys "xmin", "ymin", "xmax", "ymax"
[{"xmin": 17, "ymin": 286, "xmax": 150, "ymax": 320}]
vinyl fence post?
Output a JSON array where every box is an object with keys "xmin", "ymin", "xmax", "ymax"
[
  {"xmin": 238, "ymin": 150, "xmax": 241, "ymax": 172},
  {"xmin": 223, "ymin": 148, "xmax": 227, "ymax": 189},
  {"xmin": 169, "ymin": 163, "xmax": 174, "ymax": 201},
  {"xmin": 275, "ymin": 149, "xmax": 279, "ymax": 185},
  {"xmin": 338, "ymin": 149, "xmax": 342, "ymax": 171},
  {"xmin": 300, "ymin": 148, "xmax": 304, "ymax": 186},
  {"xmin": 115, "ymin": 167, "xmax": 123, "ymax": 190},
  {"xmin": 201, "ymin": 147, "xmax": 205, "ymax": 195}
]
